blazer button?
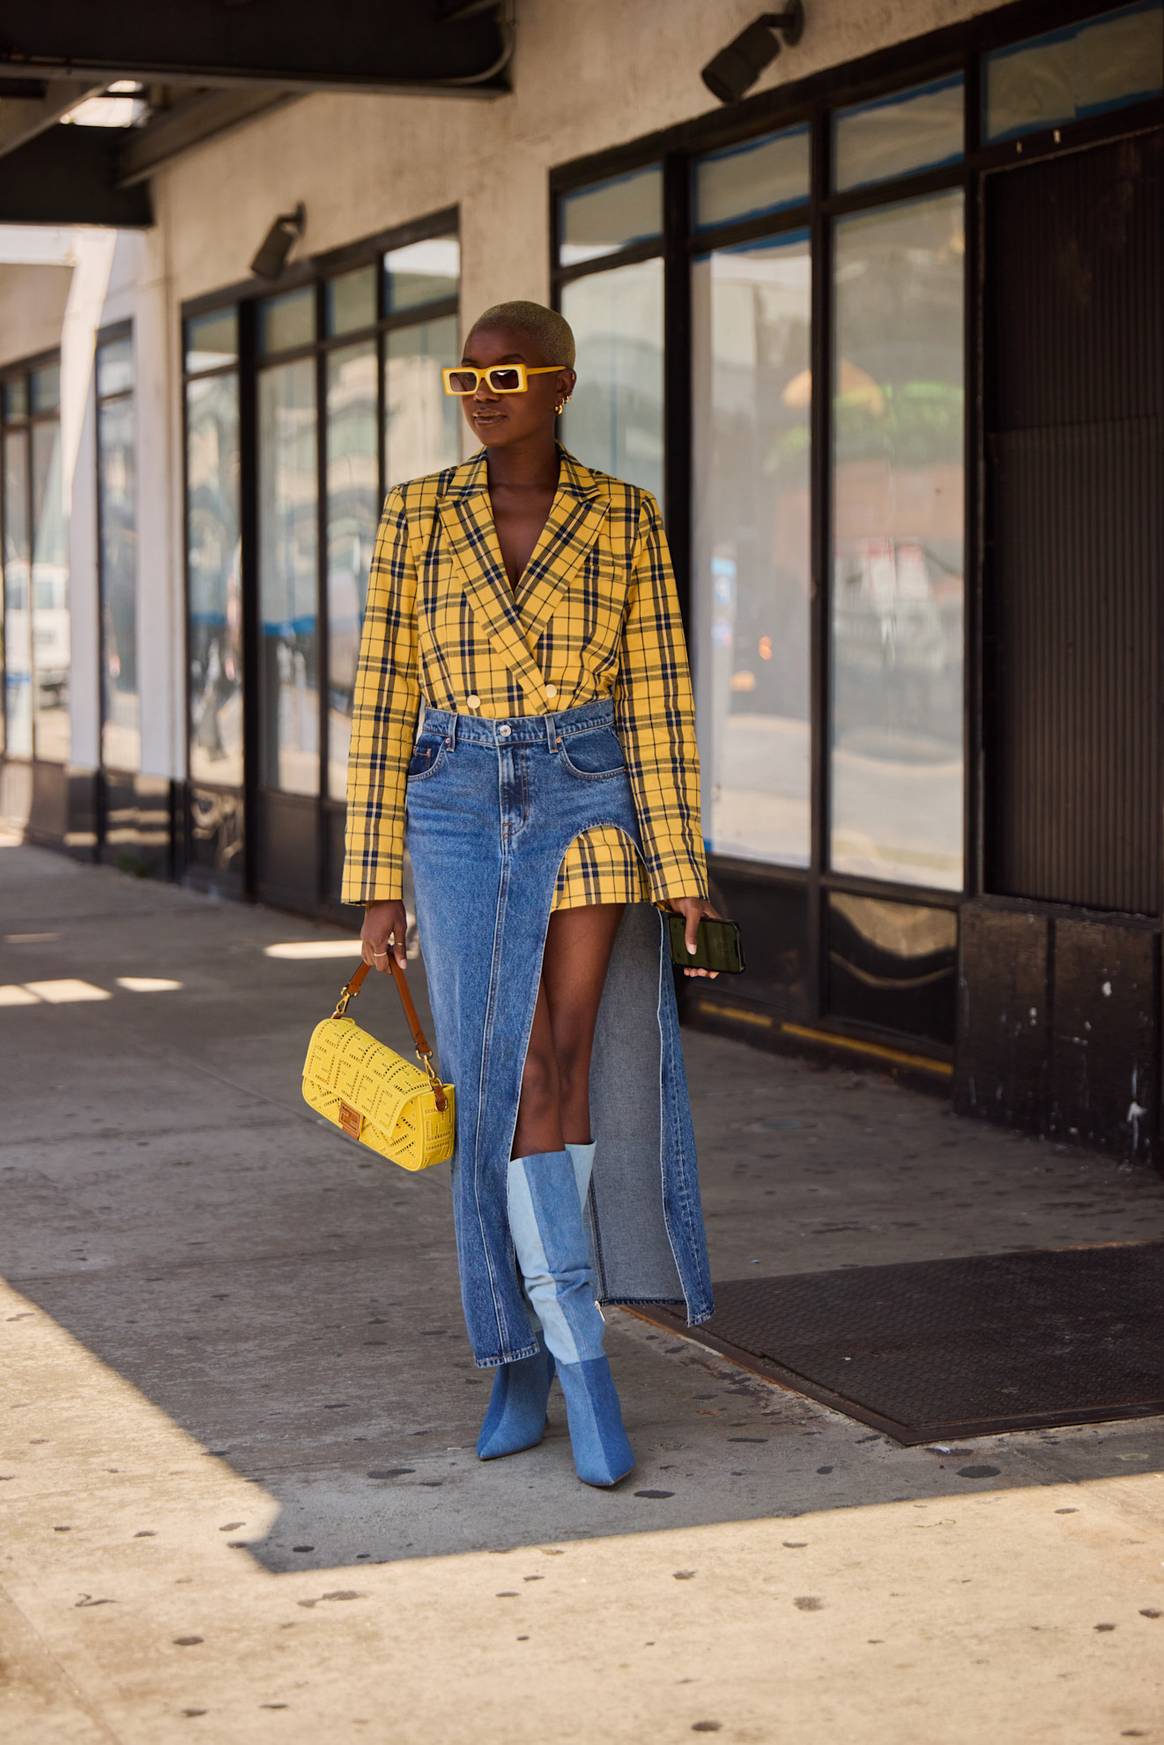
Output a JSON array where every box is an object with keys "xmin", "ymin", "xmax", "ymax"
[
  {"xmin": 544, "ymin": 683, "xmax": 557, "ymax": 699},
  {"xmin": 466, "ymin": 693, "xmax": 481, "ymax": 709}
]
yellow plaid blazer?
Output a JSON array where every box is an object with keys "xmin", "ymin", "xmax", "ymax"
[{"xmin": 342, "ymin": 441, "xmax": 709, "ymax": 913}]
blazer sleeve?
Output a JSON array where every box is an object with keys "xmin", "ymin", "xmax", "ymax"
[
  {"xmin": 341, "ymin": 486, "xmax": 421, "ymax": 905},
  {"xmin": 613, "ymin": 488, "xmax": 710, "ymax": 908}
]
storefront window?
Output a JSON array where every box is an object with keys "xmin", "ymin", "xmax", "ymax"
[
  {"xmin": 385, "ymin": 313, "xmax": 461, "ymax": 484},
  {"xmin": 2, "ymin": 426, "xmax": 32, "ymax": 758},
  {"xmin": 97, "ymin": 332, "xmax": 139, "ymax": 772},
  {"xmin": 559, "ymin": 166, "xmax": 662, "ymax": 266},
  {"xmin": 830, "ymin": 190, "xmax": 965, "ymax": 890},
  {"xmin": 826, "ymin": 892, "xmax": 957, "ymax": 1044},
  {"xmin": 258, "ymin": 356, "xmax": 319, "ymax": 795},
  {"xmin": 31, "ymin": 417, "xmax": 68, "ymax": 763},
  {"xmin": 833, "ymin": 74, "xmax": 964, "ymax": 192},
  {"xmin": 327, "ymin": 247, "xmax": 460, "ymax": 803},
  {"xmin": 561, "ymin": 257, "xmax": 664, "ymax": 501},
  {"xmin": 692, "ymin": 229, "xmax": 812, "ymax": 867},
  {"xmin": 325, "ymin": 265, "xmax": 377, "ymax": 337},
  {"xmin": 186, "ymin": 369, "xmax": 243, "ymax": 788},
  {"xmin": 384, "ymin": 236, "xmax": 460, "ymax": 313},
  {"xmin": 984, "ymin": 1, "xmax": 1163, "ymax": 142},
  {"xmin": 258, "ymin": 286, "xmax": 314, "ymax": 355},
  {"xmin": 3, "ymin": 378, "xmax": 29, "ymax": 420},
  {"xmin": 186, "ymin": 309, "xmax": 238, "ymax": 373},
  {"xmin": 326, "ymin": 341, "xmax": 378, "ymax": 800},
  {"xmin": 694, "ymin": 125, "xmax": 810, "ymax": 229},
  {"xmin": 30, "ymin": 362, "xmax": 60, "ymax": 416}
]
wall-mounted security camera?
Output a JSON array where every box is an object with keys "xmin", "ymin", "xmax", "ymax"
[
  {"xmin": 249, "ymin": 202, "xmax": 306, "ymax": 280},
  {"xmin": 701, "ymin": 4, "xmax": 806, "ymax": 104}
]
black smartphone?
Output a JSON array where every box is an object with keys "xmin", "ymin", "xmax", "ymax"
[{"xmin": 666, "ymin": 913, "xmax": 745, "ymax": 974}]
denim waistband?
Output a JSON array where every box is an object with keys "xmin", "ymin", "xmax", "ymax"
[{"xmin": 419, "ymin": 695, "xmax": 616, "ymax": 750}]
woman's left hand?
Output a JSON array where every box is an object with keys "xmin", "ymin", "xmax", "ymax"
[{"xmin": 665, "ymin": 895, "xmax": 723, "ymax": 978}]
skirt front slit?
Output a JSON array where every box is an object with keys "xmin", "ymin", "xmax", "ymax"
[{"xmin": 404, "ymin": 695, "xmax": 715, "ymax": 1368}]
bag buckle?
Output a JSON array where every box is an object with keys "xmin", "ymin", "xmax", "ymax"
[{"xmin": 418, "ymin": 1048, "xmax": 449, "ymax": 1113}]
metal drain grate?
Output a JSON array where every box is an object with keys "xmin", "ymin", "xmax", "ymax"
[{"xmin": 630, "ymin": 1241, "xmax": 1164, "ymax": 1444}]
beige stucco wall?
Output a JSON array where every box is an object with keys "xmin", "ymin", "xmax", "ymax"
[
  {"xmin": 0, "ymin": 263, "xmax": 73, "ymax": 364},
  {"xmin": 155, "ymin": 0, "xmax": 998, "ymax": 322}
]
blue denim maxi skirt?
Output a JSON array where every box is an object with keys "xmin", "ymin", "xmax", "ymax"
[{"xmin": 403, "ymin": 695, "xmax": 715, "ymax": 1369}]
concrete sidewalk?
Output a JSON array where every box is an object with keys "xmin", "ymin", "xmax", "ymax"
[{"xmin": 1, "ymin": 838, "xmax": 1162, "ymax": 1744}]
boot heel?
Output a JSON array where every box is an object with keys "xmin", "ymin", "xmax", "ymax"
[{"xmin": 555, "ymin": 1355, "xmax": 635, "ymax": 1487}]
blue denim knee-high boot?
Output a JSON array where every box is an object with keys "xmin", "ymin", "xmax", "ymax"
[
  {"xmin": 475, "ymin": 1317, "xmax": 555, "ymax": 1460},
  {"xmin": 475, "ymin": 1139, "xmax": 595, "ymax": 1460},
  {"xmin": 506, "ymin": 1147, "xmax": 635, "ymax": 1487},
  {"xmin": 474, "ymin": 1144, "xmax": 596, "ymax": 1458}
]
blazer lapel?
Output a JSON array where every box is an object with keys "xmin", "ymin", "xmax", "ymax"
[
  {"xmin": 438, "ymin": 460, "xmax": 548, "ymax": 702},
  {"xmin": 514, "ymin": 452, "xmax": 609, "ymax": 645},
  {"xmin": 438, "ymin": 444, "xmax": 609, "ymax": 703}
]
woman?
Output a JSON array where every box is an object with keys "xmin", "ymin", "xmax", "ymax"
[{"xmin": 344, "ymin": 299, "xmax": 721, "ymax": 1489}]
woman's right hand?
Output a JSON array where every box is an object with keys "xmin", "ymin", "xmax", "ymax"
[{"xmin": 361, "ymin": 899, "xmax": 408, "ymax": 973}]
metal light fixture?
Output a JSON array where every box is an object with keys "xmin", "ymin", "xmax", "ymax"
[
  {"xmin": 701, "ymin": 4, "xmax": 806, "ymax": 104},
  {"xmin": 250, "ymin": 201, "xmax": 306, "ymax": 280}
]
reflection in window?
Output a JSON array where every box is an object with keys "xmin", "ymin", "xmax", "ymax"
[
  {"xmin": 827, "ymin": 892, "xmax": 957, "ymax": 1046},
  {"xmin": 833, "ymin": 74, "xmax": 964, "ymax": 192},
  {"xmin": 385, "ymin": 313, "xmax": 461, "ymax": 484},
  {"xmin": 694, "ymin": 125, "xmax": 810, "ymax": 230},
  {"xmin": 384, "ymin": 236, "xmax": 460, "ymax": 313},
  {"xmin": 186, "ymin": 372, "xmax": 243, "ymax": 787},
  {"xmin": 830, "ymin": 191, "xmax": 965, "ymax": 890},
  {"xmin": 185, "ymin": 308, "xmax": 238, "ymax": 374},
  {"xmin": 325, "ymin": 265, "xmax": 377, "ymax": 337},
  {"xmin": 3, "ymin": 378, "xmax": 29, "ymax": 420},
  {"xmin": 561, "ymin": 257, "xmax": 664, "ymax": 501},
  {"xmin": 259, "ymin": 358, "xmax": 319, "ymax": 795},
  {"xmin": 692, "ymin": 230, "xmax": 812, "ymax": 867},
  {"xmin": 31, "ymin": 420, "xmax": 69, "ymax": 763},
  {"xmin": 30, "ymin": 363, "xmax": 61, "ymax": 415},
  {"xmin": 326, "ymin": 341, "xmax": 378, "ymax": 801},
  {"xmin": 985, "ymin": 2, "xmax": 1163, "ymax": 142},
  {"xmin": 98, "ymin": 343, "xmax": 139, "ymax": 772},
  {"xmin": 559, "ymin": 165, "xmax": 662, "ymax": 267},
  {"xmin": 97, "ymin": 336, "xmax": 134, "ymax": 399},
  {"xmin": 321, "ymin": 244, "xmax": 461, "ymax": 806},
  {"xmin": 259, "ymin": 287, "xmax": 314, "ymax": 356},
  {"xmin": 3, "ymin": 429, "xmax": 32, "ymax": 757}
]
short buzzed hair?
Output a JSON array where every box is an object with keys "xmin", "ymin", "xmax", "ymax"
[{"xmin": 467, "ymin": 299, "xmax": 576, "ymax": 369}]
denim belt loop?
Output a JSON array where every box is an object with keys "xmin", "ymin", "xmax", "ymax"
[
  {"xmin": 447, "ymin": 712, "xmax": 458, "ymax": 750},
  {"xmin": 544, "ymin": 710, "xmax": 558, "ymax": 752}
]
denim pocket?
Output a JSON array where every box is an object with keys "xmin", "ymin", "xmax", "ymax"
[
  {"xmin": 558, "ymin": 725, "xmax": 627, "ymax": 780},
  {"xmin": 406, "ymin": 735, "xmax": 449, "ymax": 781}
]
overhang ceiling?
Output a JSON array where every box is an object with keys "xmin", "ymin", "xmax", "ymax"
[{"xmin": 0, "ymin": 0, "xmax": 510, "ymax": 227}]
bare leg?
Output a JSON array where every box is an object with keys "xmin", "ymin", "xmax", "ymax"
[
  {"xmin": 542, "ymin": 901, "xmax": 624, "ymax": 1145},
  {"xmin": 510, "ymin": 901, "xmax": 625, "ymax": 1157}
]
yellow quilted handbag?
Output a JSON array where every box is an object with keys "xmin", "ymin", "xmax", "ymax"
[{"xmin": 302, "ymin": 958, "xmax": 455, "ymax": 1171}]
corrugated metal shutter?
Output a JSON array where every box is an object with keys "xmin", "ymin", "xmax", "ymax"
[{"xmin": 984, "ymin": 129, "xmax": 1162, "ymax": 915}]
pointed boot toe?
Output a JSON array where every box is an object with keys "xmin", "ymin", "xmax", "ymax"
[
  {"xmin": 555, "ymin": 1355, "xmax": 635, "ymax": 1487},
  {"xmin": 476, "ymin": 1335, "xmax": 556, "ymax": 1460}
]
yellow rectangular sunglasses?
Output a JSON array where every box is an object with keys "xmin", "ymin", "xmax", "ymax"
[{"xmin": 441, "ymin": 363, "xmax": 566, "ymax": 396}]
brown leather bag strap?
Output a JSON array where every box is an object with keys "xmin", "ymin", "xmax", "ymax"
[{"xmin": 331, "ymin": 958, "xmax": 448, "ymax": 1112}]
